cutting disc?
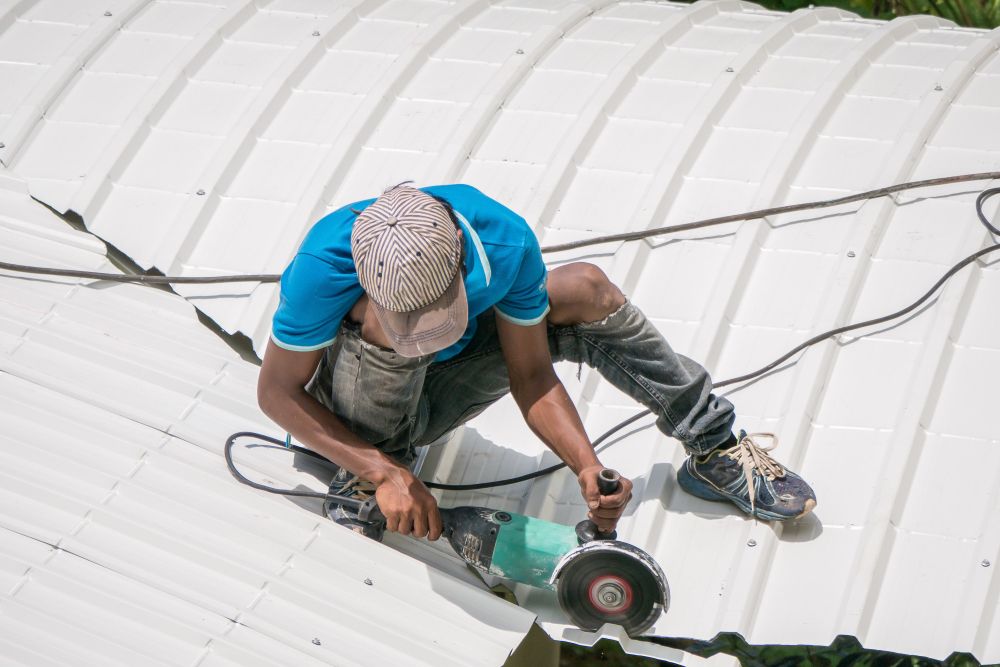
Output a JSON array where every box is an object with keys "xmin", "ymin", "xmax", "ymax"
[{"xmin": 553, "ymin": 542, "xmax": 667, "ymax": 636}]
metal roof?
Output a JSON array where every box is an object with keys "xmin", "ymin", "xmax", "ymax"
[
  {"xmin": 1, "ymin": 0, "xmax": 999, "ymax": 662},
  {"xmin": 0, "ymin": 174, "xmax": 537, "ymax": 666}
]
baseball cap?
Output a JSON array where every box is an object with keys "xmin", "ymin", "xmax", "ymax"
[{"xmin": 350, "ymin": 184, "xmax": 468, "ymax": 357}]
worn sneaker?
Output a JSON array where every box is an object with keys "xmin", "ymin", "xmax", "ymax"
[
  {"xmin": 677, "ymin": 430, "xmax": 816, "ymax": 521},
  {"xmin": 323, "ymin": 467, "xmax": 385, "ymax": 540}
]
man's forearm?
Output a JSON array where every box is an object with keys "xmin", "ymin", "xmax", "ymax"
[
  {"xmin": 259, "ymin": 384, "xmax": 408, "ymax": 485},
  {"xmin": 510, "ymin": 371, "xmax": 601, "ymax": 474}
]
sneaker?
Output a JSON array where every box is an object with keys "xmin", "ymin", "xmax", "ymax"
[
  {"xmin": 676, "ymin": 430, "xmax": 816, "ymax": 521},
  {"xmin": 323, "ymin": 467, "xmax": 385, "ymax": 540}
]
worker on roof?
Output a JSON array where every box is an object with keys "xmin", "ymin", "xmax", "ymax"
[{"xmin": 258, "ymin": 183, "xmax": 816, "ymax": 540}]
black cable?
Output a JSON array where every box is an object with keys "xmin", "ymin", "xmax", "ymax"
[
  {"xmin": 226, "ymin": 187, "xmax": 1000, "ymax": 494},
  {"xmin": 423, "ymin": 411, "xmax": 651, "ymax": 491},
  {"xmin": 541, "ymin": 171, "xmax": 1000, "ymax": 253},
  {"xmin": 717, "ymin": 241, "xmax": 1000, "ymax": 387},
  {"xmin": 0, "ymin": 261, "xmax": 281, "ymax": 284},
  {"xmin": 976, "ymin": 187, "xmax": 1000, "ymax": 236},
  {"xmin": 224, "ymin": 431, "xmax": 365, "ymax": 508},
  {"xmin": 2, "ymin": 173, "xmax": 998, "ymax": 286}
]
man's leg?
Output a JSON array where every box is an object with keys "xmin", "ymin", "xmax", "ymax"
[
  {"xmin": 545, "ymin": 263, "xmax": 735, "ymax": 455},
  {"xmin": 411, "ymin": 263, "xmax": 734, "ymax": 451},
  {"xmin": 308, "ymin": 289, "xmax": 438, "ymax": 465},
  {"xmin": 413, "ymin": 313, "xmax": 513, "ymax": 448},
  {"xmin": 411, "ymin": 263, "xmax": 733, "ymax": 452},
  {"xmin": 544, "ymin": 263, "xmax": 815, "ymax": 521}
]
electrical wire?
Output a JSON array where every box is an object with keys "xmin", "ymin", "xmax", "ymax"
[
  {"xmin": 224, "ymin": 431, "xmax": 366, "ymax": 506},
  {"xmin": 223, "ymin": 186, "xmax": 1000, "ymax": 495},
  {"xmin": 1, "ymin": 173, "xmax": 997, "ymax": 285},
  {"xmin": 540, "ymin": 173, "xmax": 1000, "ymax": 254},
  {"xmin": 977, "ymin": 186, "xmax": 1000, "ymax": 236}
]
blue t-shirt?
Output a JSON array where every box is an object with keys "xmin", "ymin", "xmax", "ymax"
[{"xmin": 271, "ymin": 184, "xmax": 550, "ymax": 361}]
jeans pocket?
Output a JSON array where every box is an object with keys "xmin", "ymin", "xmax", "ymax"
[{"xmin": 346, "ymin": 343, "xmax": 429, "ymax": 447}]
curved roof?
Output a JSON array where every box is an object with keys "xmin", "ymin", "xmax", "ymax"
[{"xmin": 1, "ymin": 0, "xmax": 999, "ymax": 662}]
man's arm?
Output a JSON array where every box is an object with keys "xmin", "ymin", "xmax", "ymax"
[
  {"xmin": 257, "ymin": 339, "xmax": 442, "ymax": 539},
  {"xmin": 494, "ymin": 313, "xmax": 632, "ymax": 532}
]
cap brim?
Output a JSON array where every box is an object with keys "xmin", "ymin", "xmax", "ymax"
[{"xmin": 371, "ymin": 271, "xmax": 468, "ymax": 358}]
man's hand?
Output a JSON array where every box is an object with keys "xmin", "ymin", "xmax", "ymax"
[
  {"xmin": 578, "ymin": 465, "xmax": 633, "ymax": 533},
  {"xmin": 374, "ymin": 469, "xmax": 443, "ymax": 540}
]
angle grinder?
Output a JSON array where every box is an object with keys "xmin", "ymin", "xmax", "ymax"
[{"xmin": 355, "ymin": 468, "xmax": 669, "ymax": 635}]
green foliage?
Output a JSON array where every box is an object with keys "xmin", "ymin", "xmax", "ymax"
[
  {"xmin": 690, "ymin": 0, "xmax": 1000, "ymax": 28},
  {"xmin": 560, "ymin": 634, "xmax": 989, "ymax": 666},
  {"xmin": 646, "ymin": 633, "xmax": 984, "ymax": 667},
  {"xmin": 869, "ymin": 0, "xmax": 1000, "ymax": 28}
]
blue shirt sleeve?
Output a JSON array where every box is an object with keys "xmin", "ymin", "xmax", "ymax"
[
  {"xmin": 494, "ymin": 231, "xmax": 550, "ymax": 326},
  {"xmin": 270, "ymin": 252, "xmax": 363, "ymax": 351}
]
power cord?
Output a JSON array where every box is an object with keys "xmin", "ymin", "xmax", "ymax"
[
  {"xmin": 1, "ymin": 172, "xmax": 997, "ymax": 283},
  {"xmin": 221, "ymin": 185, "xmax": 1000, "ymax": 495}
]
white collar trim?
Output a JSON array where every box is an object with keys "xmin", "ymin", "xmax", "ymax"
[{"xmin": 454, "ymin": 210, "xmax": 491, "ymax": 286}]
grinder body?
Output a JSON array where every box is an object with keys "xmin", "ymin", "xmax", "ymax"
[
  {"xmin": 435, "ymin": 505, "xmax": 668, "ymax": 635},
  {"xmin": 438, "ymin": 506, "xmax": 578, "ymax": 590},
  {"xmin": 355, "ymin": 469, "xmax": 669, "ymax": 635}
]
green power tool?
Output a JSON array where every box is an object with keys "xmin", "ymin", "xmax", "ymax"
[
  {"xmin": 355, "ymin": 469, "xmax": 669, "ymax": 635},
  {"xmin": 222, "ymin": 435, "xmax": 668, "ymax": 634}
]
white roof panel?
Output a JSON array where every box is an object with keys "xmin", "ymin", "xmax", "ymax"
[{"xmin": 1, "ymin": 0, "xmax": 999, "ymax": 662}]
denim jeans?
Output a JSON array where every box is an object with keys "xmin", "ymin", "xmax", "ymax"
[{"xmin": 306, "ymin": 301, "xmax": 735, "ymax": 465}]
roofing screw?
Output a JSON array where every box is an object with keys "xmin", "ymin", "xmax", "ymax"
[
  {"xmin": 847, "ymin": 250, "xmax": 856, "ymax": 258},
  {"xmin": 196, "ymin": 189, "xmax": 205, "ymax": 195},
  {"xmin": 983, "ymin": 559, "xmax": 991, "ymax": 568},
  {"xmin": 312, "ymin": 30, "xmax": 320, "ymax": 36},
  {"xmin": 363, "ymin": 577, "xmax": 373, "ymax": 586},
  {"xmin": 747, "ymin": 538, "xmax": 757, "ymax": 547},
  {"xmin": 104, "ymin": 10, "xmax": 112, "ymax": 16},
  {"xmin": 934, "ymin": 84, "xmax": 943, "ymax": 91},
  {"xmin": 516, "ymin": 48, "xmax": 524, "ymax": 54},
  {"xmin": 312, "ymin": 638, "xmax": 322, "ymax": 646},
  {"xmin": 725, "ymin": 67, "xmax": 734, "ymax": 73}
]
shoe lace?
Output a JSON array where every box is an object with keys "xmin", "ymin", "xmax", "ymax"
[{"xmin": 722, "ymin": 430, "xmax": 785, "ymax": 516}]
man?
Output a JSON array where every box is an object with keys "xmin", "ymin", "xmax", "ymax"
[{"xmin": 258, "ymin": 183, "xmax": 816, "ymax": 541}]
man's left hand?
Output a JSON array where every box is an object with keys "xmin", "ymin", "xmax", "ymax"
[{"xmin": 578, "ymin": 465, "xmax": 633, "ymax": 533}]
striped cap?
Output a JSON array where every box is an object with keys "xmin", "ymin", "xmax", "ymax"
[{"xmin": 350, "ymin": 185, "xmax": 467, "ymax": 357}]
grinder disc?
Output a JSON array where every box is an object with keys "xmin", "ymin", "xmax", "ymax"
[{"xmin": 553, "ymin": 543, "xmax": 667, "ymax": 636}]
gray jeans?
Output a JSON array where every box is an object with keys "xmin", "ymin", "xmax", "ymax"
[{"xmin": 306, "ymin": 301, "xmax": 735, "ymax": 465}]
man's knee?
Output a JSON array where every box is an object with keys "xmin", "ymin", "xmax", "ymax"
[
  {"xmin": 579, "ymin": 264, "xmax": 623, "ymax": 317},
  {"xmin": 548, "ymin": 262, "xmax": 625, "ymax": 325}
]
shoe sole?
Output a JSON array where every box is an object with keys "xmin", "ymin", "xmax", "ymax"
[{"xmin": 677, "ymin": 464, "xmax": 815, "ymax": 522}]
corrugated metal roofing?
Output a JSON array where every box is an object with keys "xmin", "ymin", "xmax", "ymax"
[
  {"xmin": 1, "ymin": 0, "xmax": 999, "ymax": 662},
  {"xmin": 0, "ymin": 174, "xmax": 537, "ymax": 666}
]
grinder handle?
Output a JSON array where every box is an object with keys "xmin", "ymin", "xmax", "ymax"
[
  {"xmin": 597, "ymin": 468, "xmax": 621, "ymax": 496},
  {"xmin": 593, "ymin": 469, "xmax": 620, "ymax": 540},
  {"xmin": 576, "ymin": 468, "xmax": 621, "ymax": 543}
]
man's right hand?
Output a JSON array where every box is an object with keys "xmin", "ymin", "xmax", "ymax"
[
  {"xmin": 374, "ymin": 469, "xmax": 443, "ymax": 540},
  {"xmin": 578, "ymin": 465, "xmax": 633, "ymax": 534}
]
